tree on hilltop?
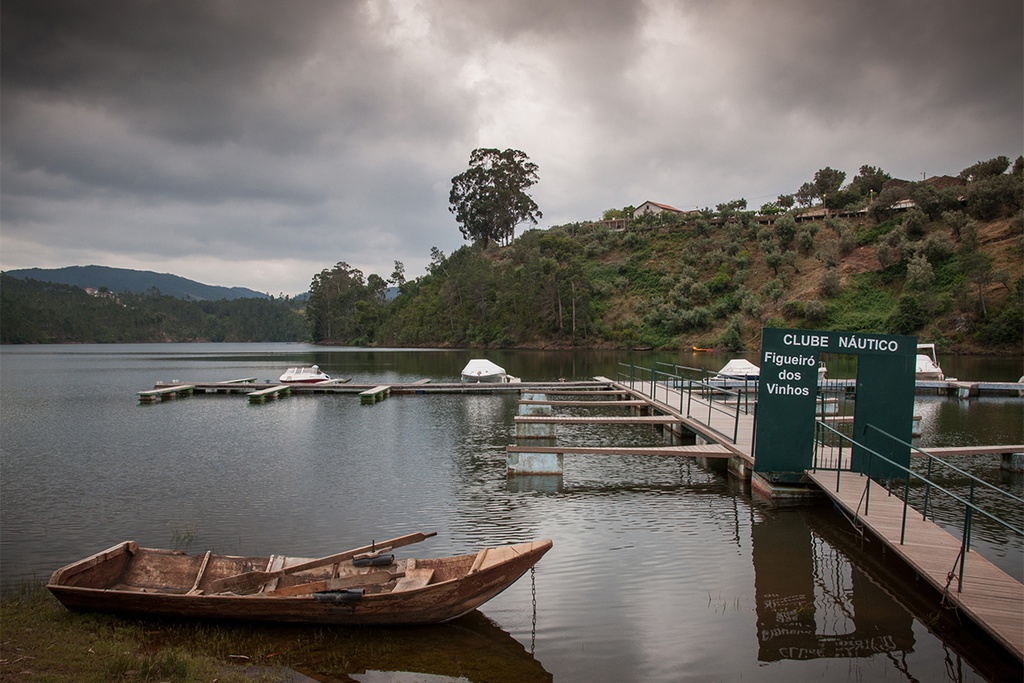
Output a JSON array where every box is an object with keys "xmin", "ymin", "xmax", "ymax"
[
  {"xmin": 449, "ymin": 148, "xmax": 542, "ymax": 247},
  {"xmin": 849, "ymin": 165, "xmax": 891, "ymax": 196}
]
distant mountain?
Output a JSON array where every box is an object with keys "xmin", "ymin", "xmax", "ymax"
[{"xmin": 4, "ymin": 265, "xmax": 270, "ymax": 301}]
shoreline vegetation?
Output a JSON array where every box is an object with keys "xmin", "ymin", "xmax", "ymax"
[
  {"xmin": 2, "ymin": 158, "xmax": 1021, "ymax": 354},
  {"xmin": 0, "ymin": 582, "xmax": 285, "ymax": 683}
]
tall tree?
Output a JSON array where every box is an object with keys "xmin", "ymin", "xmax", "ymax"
[
  {"xmin": 306, "ymin": 262, "xmax": 371, "ymax": 343},
  {"xmin": 849, "ymin": 164, "xmax": 891, "ymax": 196},
  {"xmin": 812, "ymin": 167, "xmax": 847, "ymax": 207},
  {"xmin": 959, "ymin": 156, "xmax": 1010, "ymax": 181},
  {"xmin": 795, "ymin": 182, "xmax": 817, "ymax": 207},
  {"xmin": 449, "ymin": 148, "xmax": 542, "ymax": 247}
]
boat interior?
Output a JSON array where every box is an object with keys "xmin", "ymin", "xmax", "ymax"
[{"xmin": 50, "ymin": 542, "xmax": 506, "ymax": 597}]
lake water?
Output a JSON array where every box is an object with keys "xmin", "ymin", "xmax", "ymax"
[{"xmin": 1, "ymin": 343, "xmax": 1022, "ymax": 682}]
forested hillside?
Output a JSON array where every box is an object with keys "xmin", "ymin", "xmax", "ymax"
[
  {"xmin": 308, "ymin": 159, "xmax": 1023, "ymax": 353},
  {"xmin": 5, "ymin": 157, "xmax": 1021, "ymax": 352},
  {"xmin": 0, "ymin": 276, "xmax": 305, "ymax": 343},
  {"xmin": 4, "ymin": 265, "xmax": 271, "ymax": 300}
]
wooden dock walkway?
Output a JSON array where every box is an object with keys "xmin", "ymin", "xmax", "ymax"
[
  {"xmin": 805, "ymin": 469, "xmax": 1023, "ymax": 662},
  {"xmin": 359, "ymin": 385, "xmax": 392, "ymax": 404},
  {"xmin": 514, "ymin": 415, "xmax": 689, "ymax": 426},
  {"xmin": 619, "ymin": 379, "xmax": 756, "ymax": 462},
  {"xmin": 506, "ymin": 444, "xmax": 734, "ymax": 458},
  {"xmin": 247, "ymin": 385, "xmax": 291, "ymax": 403},
  {"xmin": 926, "ymin": 445, "xmax": 1024, "ymax": 457},
  {"xmin": 518, "ymin": 399, "xmax": 648, "ymax": 407},
  {"xmin": 147, "ymin": 379, "xmax": 613, "ymax": 397},
  {"xmin": 508, "ymin": 377, "xmax": 757, "ymax": 468},
  {"xmin": 137, "ymin": 384, "xmax": 195, "ymax": 403}
]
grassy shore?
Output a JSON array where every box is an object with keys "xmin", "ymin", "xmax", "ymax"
[{"xmin": 0, "ymin": 582, "xmax": 293, "ymax": 682}]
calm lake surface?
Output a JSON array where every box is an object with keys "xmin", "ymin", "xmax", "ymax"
[{"xmin": 2, "ymin": 344, "xmax": 1022, "ymax": 682}]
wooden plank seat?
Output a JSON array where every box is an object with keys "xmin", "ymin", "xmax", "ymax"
[{"xmin": 392, "ymin": 567, "xmax": 433, "ymax": 592}]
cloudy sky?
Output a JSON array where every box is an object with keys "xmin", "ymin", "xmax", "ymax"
[{"xmin": 2, "ymin": 0, "xmax": 1021, "ymax": 296}]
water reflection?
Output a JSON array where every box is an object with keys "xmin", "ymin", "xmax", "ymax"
[
  {"xmin": 155, "ymin": 610, "xmax": 551, "ymax": 683},
  {"xmin": 753, "ymin": 509, "xmax": 915, "ymax": 662},
  {"xmin": 293, "ymin": 610, "xmax": 551, "ymax": 683},
  {"xmin": 751, "ymin": 506, "xmax": 1023, "ymax": 681}
]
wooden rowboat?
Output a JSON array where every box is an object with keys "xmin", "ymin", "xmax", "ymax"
[{"xmin": 47, "ymin": 532, "xmax": 552, "ymax": 625}]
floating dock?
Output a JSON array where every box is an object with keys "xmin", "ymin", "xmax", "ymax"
[
  {"xmin": 137, "ymin": 384, "xmax": 195, "ymax": 403},
  {"xmin": 247, "ymin": 385, "xmax": 291, "ymax": 403},
  {"xmin": 806, "ymin": 469, "xmax": 1023, "ymax": 662},
  {"xmin": 139, "ymin": 379, "xmax": 619, "ymax": 404}
]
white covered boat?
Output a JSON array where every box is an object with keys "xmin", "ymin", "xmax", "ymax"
[
  {"xmin": 713, "ymin": 359, "xmax": 827, "ymax": 384},
  {"xmin": 715, "ymin": 359, "xmax": 761, "ymax": 381},
  {"xmin": 279, "ymin": 365, "xmax": 332, "ymax": 384},
  {"xmin": 915, "ymin": 344, "xmax": 945, "ymax": 381},
  {"xmin": 460, "ymin": 359, "xmax": 519, "ymax": 383}
]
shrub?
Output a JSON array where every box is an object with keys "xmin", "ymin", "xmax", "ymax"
[
  {"xmin": 903, "ymin": 208, "xmax": 928, "ymax": 239},
  {"xmin": 819, "ymin": 268, "xmax": 843, "ymax": 298},
  {"xmin": 782, "ymin": 300, "xmax": 804, "ymax": 318},
  {"xmin": 760, "ymin": 278, "xmax": 784, "ymax": 303},
  {"xmin": 678, "ymin": 306, "xmax": 711, "ymax": 330},
  {"xmin": 942, "ymin": 210, "xmax": 972, "ymax": 240},
  {"xmin": 886, "ymin": 294, "xmax": 929, "ymax": 334},
  {"xmin": 773, "ymin": 214, "xmax": 797, "ymax": 250},
  {"xmin": 798, "ymin": 227, "xmax": 817, "ymax": 255},
  {"xmin": 804, "ymin": 299, "xmax": 828, "ymax": 322},
  {"xmin": 717, "ymin": 315, "xmax": 744, "ymax": 351},
  {"xmin": 905, "ymin": 253, "xmax": 935, "ymax": 290},
  {"xmin": 921, "ymin": 231, "xmax": 956, "ymax": 262}
]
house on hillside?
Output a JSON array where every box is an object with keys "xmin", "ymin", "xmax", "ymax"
[{"xmin": 634, "ymin": 201, "xmax": 687, "ymax": 218}]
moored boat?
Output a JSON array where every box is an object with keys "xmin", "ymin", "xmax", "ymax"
[
  {"xmin": 915, "ymin": 344, "xmax": 945, "ymax": 381},
  {"xmin": 46, "ymin": 532, "xmax": 552, "ymax": 626},
  {"xmin": 279, "ymin": 365, "xmax": 332, "ymax": 383},
  {"xmin": 711, "ymin": 358, "xmax": 827, "ymax": 386},
  {"xmin": 715, "ymin": 359, "xmax": 760, "ymax": 381},
  {"xmin": 460, "ymin": 359, "xmax": 520, "ymax": 383}
]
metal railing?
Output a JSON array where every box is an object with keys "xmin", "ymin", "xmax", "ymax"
[
  {"xmin": 654, "ymin": 361, "xmax": 759, "ymax": 415},
  {"xmin": 810, "ymin": 420, "xmax": 1024, "ymax": 592},
  {"xmin": 616, "ymin": 363, "xmax": 747, "ymax": 444}
]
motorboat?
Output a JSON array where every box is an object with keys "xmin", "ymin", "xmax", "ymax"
[
  {"xmin": 715, "ymin": 359, "xmax": 760, "ymax": 381},
  {"xmin": 915, "ymin": 344, "xmax": 945, "ymax": 381},
  {"xmin": 279, "ymin": 365, "xmax": 332, "ymax": 383},
  {"xmin": 47, "ymin": 531, "xmax": 553, "ymax": 626},
  {"xmin": 461, "ymin": 359, "xmax": 519, "ymax": 383},
  {"xmin": 712, "ymin": 359, "xmax": 827, "ymax": 385}
]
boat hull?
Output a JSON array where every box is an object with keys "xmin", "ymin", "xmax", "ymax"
[
  {"xmin": 460, "ymin": 373, "xmax": 507, "ymax": 383},
  {"xmin": 460, "ymin": 359, "xmax": 518, "ymax": 383},
  {"xmin": 278, "ymin": 366, "xmax": 331, "ymax": 383},
  {"xmin": 47, "ymin": 539, "xmax": 551, "ymax": 626}
]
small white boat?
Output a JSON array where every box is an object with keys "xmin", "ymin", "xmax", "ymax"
[
  {"xmin": 460, "ymin": 359, "xmax": 519, "ymax": 383},
  {"xmin": 915, "ymin": 344, "xmax": 944, "ymax": 381},
  {"xmin": 712, "ymin": 359, "xmax": 827, "ymax": 385},
  {"xmin": 279, "ymin": 365, "xmax": 332, "ymax": 384},
  {"xmin": 715, "ymin": 359, "xmax": 760, "ymax": 381}
]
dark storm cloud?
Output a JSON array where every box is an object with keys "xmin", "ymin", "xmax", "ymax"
[
  {"xmin": 1, "ymin": 0, "xmax": 1020, "ymax": 294},
  {"xmin": 2, "ymin": 0, "xmax": 341, "ymax": 146}
]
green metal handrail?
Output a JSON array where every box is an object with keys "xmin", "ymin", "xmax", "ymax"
[
  {"xmin": 616, "ymin": 363, "xmax": 745, "ymax": 444},
  {"xmin": 654, "ymin": 361, "xmax": 758, "ymax": 414},
  {"xmin": 810, "ymin": 420, "xmax": 1023, "ymax": 592}
]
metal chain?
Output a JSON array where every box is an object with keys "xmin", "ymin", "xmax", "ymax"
[{"xmin": 530, "ymin": 566, "xmax": 537, "ymax": 654}]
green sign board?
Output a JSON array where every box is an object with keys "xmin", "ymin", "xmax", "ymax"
[{"xmin": 754, "ymin": 328, "xmax": 917, "ymax": 482}]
